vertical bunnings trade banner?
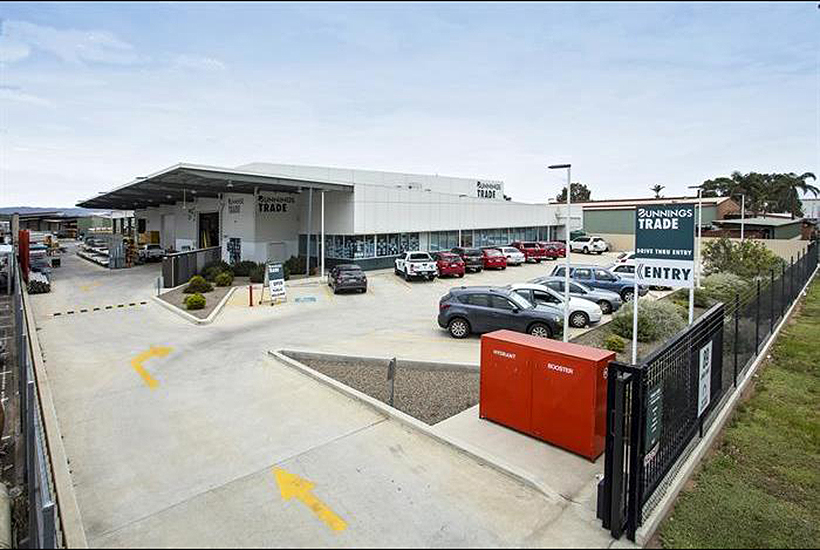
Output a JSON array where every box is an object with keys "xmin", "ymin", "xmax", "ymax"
[{"xmin": 634, "ymin": 204, "xmax": 695, "ymax": 289}]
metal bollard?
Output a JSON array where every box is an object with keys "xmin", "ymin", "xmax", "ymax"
[
  {"xmin": 387, "ymin": 357, "xmax": 396, "ymax": 407},
  {"xmin": 249, "ymin": 284, "xmax": 253, "ymax": 307}
]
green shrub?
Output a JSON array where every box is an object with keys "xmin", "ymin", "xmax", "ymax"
[
  {"xmin": 214, "ymin": 271, "xmax": 234, "ymax": 287},
  {"xmin": 184, "ymin": 293, "xmax": 206, "ymax": 310},
  {"xmin": 702, "ymin": 237, "xmax": 785, "ymax": 280},
  {"xmin": 184, "ymin": 275, "xmax": 213, "ymax": 294},
  {"xmin": 201, "ymin": 260, "xmax": 231, "ymax": 276},
  {"xmin": 703, "ymin": 272, "xmax": 751, "ymax": 306},
  {"xmin": 232, "ymin": 260, "xmax": 258, "ymax": 277},
  {"xmin": 669, "ymin": 287, "xmax": 712, "ymax": 309},
  {"xmin": 249, "ymin": 264, "xmax": 265, "ymax": 284},
  {"xmin": 603, "ymin": 334, "xmax": 626, "ymax": 353},
  {"xmin": 610, "ymin": 299, "xmax": 686, "ymax": 343}
]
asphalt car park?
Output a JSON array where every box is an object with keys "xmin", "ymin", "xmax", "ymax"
[{"xmin": 27, "ymin": 247, "xmax": 656, "ymax": 547}]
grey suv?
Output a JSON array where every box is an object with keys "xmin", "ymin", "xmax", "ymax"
[
  {"xmin": 437, "ymin": 286, "xmax": 564, "ymax": 339},
  {"xmin": 550, "ymin": 265, "xmax": 648, "ymax": 302}
]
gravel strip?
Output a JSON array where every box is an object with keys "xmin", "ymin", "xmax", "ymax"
[{"xmin": 301, "ymin": 359, "xmax": 479, "ymax": 425}]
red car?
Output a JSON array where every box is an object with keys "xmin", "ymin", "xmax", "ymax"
[
  {"xmin": 537, "ymin": 241, "xmax": 562, "ymax": 260},
  {"xmin": 481, "ymin": 248, "xmax": 508, "ymax": 270},
  {"xmin": 547, "ymin": 241, "xmax": 567, "ymax": 257},
  {"xmin": 510, "ymin": 241, "xmax": 545, "ymax": 263},
  {"xmin": 432, "ymin": 251, "xmax": 465, "ymax": 277}
]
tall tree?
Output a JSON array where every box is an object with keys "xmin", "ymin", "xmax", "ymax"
[
  {"xmin": 770, "ymin": 172, "xmax": 818, "ymax": 218},
  {"xmin": 651, "ymin": 184, "xmax": 665, "ymax": 198},
  {"xmin": 555, "ymin": 182, "xmax": 591, "ymax": 203}
]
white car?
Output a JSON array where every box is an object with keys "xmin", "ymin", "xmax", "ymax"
[
  {"xmin": 139, "ymin": 244, "xmax": 165, "ymax": 262},
  {"xmin": 395, "ymin": 251, "xmax": 438, "ymax": 281},
  {"xmin": 570, "ymin": 236, "xmax": 608, "ymax": 255},
  {"xmin": 615, "ymin": 251, "xmax": 636, "ymax": 264},
  {"xmin": 498, "ymin": 246, "xmax": 526, "ymax": 266},
  {"xmin": 507, "ymin": 283, "xmax": 603, "ymax": 328}
]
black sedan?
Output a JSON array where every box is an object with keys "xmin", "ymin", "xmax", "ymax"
[{"xmin": 328, "ymin": 264, "xmax": 367, "ymax": 294}]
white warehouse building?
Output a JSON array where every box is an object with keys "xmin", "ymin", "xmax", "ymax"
[{"xmin": 78, "ymin": 162, "xmax": 582, "ymax": 270}]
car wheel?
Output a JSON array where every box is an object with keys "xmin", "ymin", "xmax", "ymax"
[
  {"xmin": 360, "ymin": 288, "xmax": 366, "ymax": 293},
  {"xmin": 528, "ymin": 322, "xmax": 553, "ymax": 339},
  {"xmin": 570, "ymin": 311, "xmax": 589, "ymax": 328},
  {"xmin": 621, "ymin": 289, "xmax": 635, "ymax": 302},
  {"xmin": 583, "ymin": 247, "xmax": 589, "ymax": 254},
  {"xmin": 459, "ymin": 273, "xmax": 464, "ymax": 278},
  {"xmin": 333, "ymin": 288, "xmax": 339, "ymax": 295},
  {"xmin": 394, "ymin": 266, "xmax": 400, "ymax": 275},
  {"xmin": 598, "ymin": 300, "xmax": 613, "ymax": 314},
  {"xmin": 404, "ymin": 271, "xmax": 410, "ymax": 282},
  {"xmin": 448, "ymin": 318, "xmax": 470, "ymax": 339}
]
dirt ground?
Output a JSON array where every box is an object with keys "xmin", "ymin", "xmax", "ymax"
[{"xmin": 159, "ymin": 285, "xmax": 232, "ymax": 319}]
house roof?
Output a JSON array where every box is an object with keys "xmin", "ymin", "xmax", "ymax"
[
  {"xmin": 574, "ymin": 196, "xmax": 735, "ymax": 210},
  {"xmin": 713, "ymin": 216, "xmax": 803, "ymax": 227}
]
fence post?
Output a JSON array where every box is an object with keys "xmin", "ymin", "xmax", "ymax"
[
  {"xmin": 733, "ymin": 292, "xmax": 739, "ymax": 388},
  {"xmin": 781, "ymin": 263, "xmax": 786, "ymax": 319},
  {"xmin": 755, "ymin": 279, "xmax": 760, "ymax": 354},
  {"xmin": 770, "ymin": 269, "xmax": 775, "ymax": 335},
  {"xmin": 790, "ymin": 256, "xmax": 795, "ymax": 301}
]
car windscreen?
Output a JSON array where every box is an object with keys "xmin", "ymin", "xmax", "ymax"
[
  {"xmin": 462, "ymin": 249, "xmax": 482, "ymax": 257},
  {"xmin": 485, "ymin": 249, "xmax": 502, "ymax": 257},
  {"xmin": 408, "ymin": 253, "xmax": 432, "ymax": 261},
  {"xmin": 521, "ymin": 243, "xmax": 537, "ymax": 248},
  {"xmin": 337, "ymin": 265, "xmax": 360, "ymax": 271}
]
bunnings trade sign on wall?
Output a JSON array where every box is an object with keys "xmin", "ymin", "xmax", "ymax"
[{"xmin": 634, "ymin": 204, "xmax": 695, "ymax": 289}]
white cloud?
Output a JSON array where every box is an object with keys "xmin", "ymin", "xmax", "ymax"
[
  {"xmin": 1, "ymin": 20, "xmax": 147, "ymax": 65},
  {"xmin": 172, "ymin": 54, "xmax": 226, "ymax": 71},
  {"xmin": 0, "ymin": 36, "xmax": 30, "ymax": 63},
  {"xmin": 0, "ymin": 86, "xmax": 54, "ymax": 107}
]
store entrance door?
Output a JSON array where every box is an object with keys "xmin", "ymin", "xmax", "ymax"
[{"xmin": 199, "ymin": 212, "xmax": 219, "ymax": 248}]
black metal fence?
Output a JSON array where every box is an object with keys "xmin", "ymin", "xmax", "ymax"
[
  {"xmin": 13, "ymin": 266, "xmax": 61, "ymax": 548},
  {"xmin": 161, "ymin": 246, "xmax": 221, "ymax": 288},
  {"xmin": 599, "ymin": 241, "xmax": 819, "ymax": 541}
]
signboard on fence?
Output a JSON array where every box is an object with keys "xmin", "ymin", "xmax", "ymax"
[
  {"xmin": 697, "ymin": 340, "xmax": 713, "ymax": 417},
  {"xmin": 266, "ymin": 262, "xmax": 286, "ymax": 304},
  {"xmin": 634, "ymin": 204, "xmax": 695, "ymax": 289}
]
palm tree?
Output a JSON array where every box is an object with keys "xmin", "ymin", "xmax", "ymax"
[
  {"xmin": 651, "ymin": 184, "xmax": 665, "ymax": 198},
  {"xmin": 770, "ymin": 172, "xmax": 818, "ymax": 218}
]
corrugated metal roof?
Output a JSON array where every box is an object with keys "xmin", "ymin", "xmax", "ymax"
[{"xmin": 713, "ymin": 216, "xmax": 803, "ymax": 227}]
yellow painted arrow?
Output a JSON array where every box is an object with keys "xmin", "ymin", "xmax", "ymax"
[
  {"xmin": 130, "ymin": 346, "xmax": 172, "ymax": 389},
  {"xmin": 273, "ymin": 467, "xmax": 347, "ymax": 532}
]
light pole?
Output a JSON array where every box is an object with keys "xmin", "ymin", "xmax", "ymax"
[
  {"xmin": 687, "ymin": 185, "xmax": 705, "ymax": 325},
  {"xmin": 549, "ymin": 163, "xmax": 572, "ymax": 342}
]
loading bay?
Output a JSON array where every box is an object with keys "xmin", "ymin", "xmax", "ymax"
[{"xmin": 30, "ymin": 248, "xmax": 639, "ymax": 548}]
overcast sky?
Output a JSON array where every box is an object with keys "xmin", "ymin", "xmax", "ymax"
[{"xmin": 0, "ymin": 2, "xmax": 817, "ymax": 207}]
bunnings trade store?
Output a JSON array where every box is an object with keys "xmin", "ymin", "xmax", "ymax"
[{"xmin": 79, "ymin": 162, "xmax": 580, "ymax": 270}]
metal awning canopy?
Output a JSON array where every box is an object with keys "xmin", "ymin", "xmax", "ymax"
[{"xmin": 77, "ymin": 163, "xmax": 353, "ymax": 210}]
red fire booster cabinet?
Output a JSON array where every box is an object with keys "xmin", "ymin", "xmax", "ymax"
[{"xmin": 479, "ymin": 330, "xmax": 616, "ymax": 461}]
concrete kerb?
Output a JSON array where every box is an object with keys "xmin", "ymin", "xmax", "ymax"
[
  {"xmin": 635, "ymin": 265, "xmax": 819, "ymax": 547},
  {"xmin": 150, "ymin": 286, "xmax": 237, "ymax": 326},
  {"xmin": 267, "ymin": 349, "xmax": 564, "ymax": 504},
  {"xmin": 280, "ymin": 348, "xmax": 479, "ymax": 373}
]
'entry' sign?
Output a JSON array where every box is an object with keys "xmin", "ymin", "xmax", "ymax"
[{"xmin": 634, "ymin": 204, "xmax": 695, "ymax": 289}]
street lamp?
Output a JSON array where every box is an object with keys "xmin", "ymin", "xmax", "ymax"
[{"xmin": 549, "ymin": 163, "xmax": 572, "ymax": 342}]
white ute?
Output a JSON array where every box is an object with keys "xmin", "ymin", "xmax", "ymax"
[{"xmin": 395, "ymin": 251, "xmax": 438, "ymax": 281}]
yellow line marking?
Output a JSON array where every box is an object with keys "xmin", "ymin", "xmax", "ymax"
[
  {"xmin": 79, "ymin": 281, "xmax": 101, "ymax": 292},
  {"xmin": 323, "ymin": 284, "xmax": 336, "ymax": 300},
  {"xmin": 273, "ymin": 467, "xmax": 347, "ymax": 532},
  {"xmin": 130, "ymin": 346, "xmax": 172, "ymax": 390}
]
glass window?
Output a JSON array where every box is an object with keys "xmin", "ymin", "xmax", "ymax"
[
  {"xmin": 491, "ymin": 295, "xmax": 516, "ymax": 310},
  {"xmin": 509, "ymin": 292, "xmax": 532, "ymax": 309},
  {"xmin": 514, "ymin": 289, "xmax": 532, "ymax": 303},
  {"xmin": 570, "ymin": 283, "xmax": 587, "ymax": 293},
  {"xmin": 553, "ymin": 267, "xmax": 565, "ymax": 277},
  {"xmin": 546, "ymin": 280, "xmax": 564, "ymax": 292},
  {"xmin": 534, "ymin": 290, "xmax": 561, "ymax": 304},
  {"xmin": 408, "ymin": 232, "xmax": 419, "ymax": 251},
  {"xmin": 430, "ymin": 232, "xmax": 440, "ymax": 252},
  {"xmin": 595, "ymin": 269, "xmax": 616, "ymax": 281},
  {"xmin": 575, "ymin": 268, "xmax": 592, "ymax": 280},
  {"xmin": 466, "ymin": 294, "xmax": 492, "ymax": 307}
]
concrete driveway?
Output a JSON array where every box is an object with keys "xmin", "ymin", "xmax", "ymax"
[{"xmin": 29, "ymin": 248, "xmax": 628, "ymax": 547}]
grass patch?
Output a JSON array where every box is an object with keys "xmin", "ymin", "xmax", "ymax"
[{"xmin": 659, "ymin": 277, "xmax": 820, "ymax": 549}]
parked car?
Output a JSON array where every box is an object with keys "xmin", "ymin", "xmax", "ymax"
[
  {"xmin": 432, "ymin": 251, "xmax": 465, "ymax": 278},
  {"xmin": 537, "ymin": 241, "xmax": 562, "ymax": 260},
  {"xmin": 528, "ymin": 276, "xmax": 623, "ymax": 314},
  {"xmin": 608, "ymin": 261, "xmax": 671, "ymax": 291},
  {"xmin": 450, "ymin": 247, "xmax": 484, "ymax": 273},
  {"xmin": 327, "ymin": 264, "xmax": 367, "ymax": 294},
  {"xmin": 139, "ymin": 243, "xmax": 165, "ymax": 262},
  {"xmin": 507, "ymin": 283, "xmax": 602, "ymax": 328},
  {"xmin": 570, "ymin": 235, "xmax": 608, "ymax": 255},
  {"xmin": 550, "ymin": 264, "xmax": 648, "ymax": 302},
  {"xmin": 481, "ymin": 248, "xmax": 508, "ymax": 270},
  {"xmin": 497, "ymin": 246, "xmax": 526, "ymax": 266},
  {"xmin": 395, "ymin": 251, "xmax": 438, "ymax": 281},
  {"xmin": 510, "ymin": 241, "xmax": 546, "ymax": 263},
  {"xmin": 437, "ymin": 286, "xmax": 564, "ymax": 339},
  {"xmin": 547, "ymin": 241, "xmax": 567, "ymax": 258},
  {"xmin": 614, "ymin": 251, "xmax": 636, "ymax": 264}
]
